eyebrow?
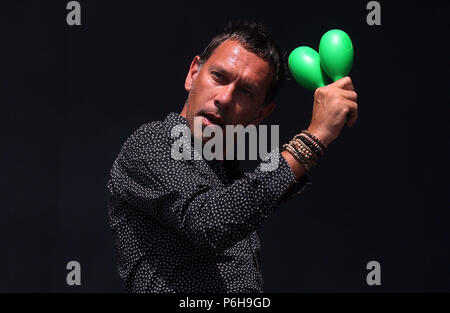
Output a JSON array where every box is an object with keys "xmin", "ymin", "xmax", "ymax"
[{"xmin": 210, "ymin": 65, "xmax": 259, "ymax": 92}]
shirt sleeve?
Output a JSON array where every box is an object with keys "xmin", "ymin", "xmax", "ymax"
[{"xmin": 107, "ymin": 124, "xmax": 312, "ymax": 254}]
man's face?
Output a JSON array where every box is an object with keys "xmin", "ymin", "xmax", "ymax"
[{"xmin": 181, "ymin": 39, "xmax": 275, "ymax": 142}]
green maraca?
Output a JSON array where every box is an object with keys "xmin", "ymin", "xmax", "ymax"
[
  {"xmin": 288, "ymin": 46, "xmax": 328, "ymax": 91},
  {"xmin": 289, "ymin": 29, "xmax": 354, "ymax": 123},
  {"xmin": 319, "ymin": 29, "xmax": 354, "ymax": 123},
  {"xmin": 319, "ymin": 29, "xmax": 354, "ymax": 81}
]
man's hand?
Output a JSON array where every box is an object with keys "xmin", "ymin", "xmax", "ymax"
[{"xmin": 307, "ymin": 76, "xmax": 358, "ymax": 145}]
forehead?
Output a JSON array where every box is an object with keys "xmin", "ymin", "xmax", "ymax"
[{"xmin": 205, "ymin": 39, "xmax": 272, "ymax": 85}]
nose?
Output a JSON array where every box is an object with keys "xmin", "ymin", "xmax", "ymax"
[{"xmin": 214, "ymin": 84, "xmax": 234, "ymax": 110}]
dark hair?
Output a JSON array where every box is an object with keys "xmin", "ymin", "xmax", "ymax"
[{"xmin": 198, "ymin": 20, "xmax": 287, "ymax": 106}]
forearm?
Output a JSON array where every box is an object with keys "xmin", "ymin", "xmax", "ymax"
[{"xmin": 281, "ymin": 150, "xmax": 306, "ymax": 180}]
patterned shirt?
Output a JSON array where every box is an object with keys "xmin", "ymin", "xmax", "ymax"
[{"xmin": 107, "ymin": 112, "xmax": 311, "ymax": 292}]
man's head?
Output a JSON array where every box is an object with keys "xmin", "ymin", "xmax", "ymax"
[{"xmin": 180, "ymin": 21, "xmax": 286, "ymax": 141}]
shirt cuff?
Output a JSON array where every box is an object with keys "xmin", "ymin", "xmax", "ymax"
[{"xmin": 278, "ymin": 151, "xmax": 312, "ymax": 201}]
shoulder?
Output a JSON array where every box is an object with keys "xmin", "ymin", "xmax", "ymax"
[
  {"xmin": 120, "ymin": 120, "xmax": 169, "ymax": 160},
  {"xmin": 129, "ymin": 120, "xmax": 165, "ymax": 145}
]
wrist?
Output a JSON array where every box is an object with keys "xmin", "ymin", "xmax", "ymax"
[{"xmin": 306, "ymin": 127, "xmax": 332, "ymax": 146}]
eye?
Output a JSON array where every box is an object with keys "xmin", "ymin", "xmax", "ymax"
[
  {"xmin": 212, "ymin": 71, "xmax": 223, "ymax": 80},
  {"xmin": 240, "ymin": 88, "xmax": 253, "ymax": 98}
]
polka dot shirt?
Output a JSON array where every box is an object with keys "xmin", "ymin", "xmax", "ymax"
[{"xmin": 107, "ymin": 112, "xmax": 311, "ymax": 292}]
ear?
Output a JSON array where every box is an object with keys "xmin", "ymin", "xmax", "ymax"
[
  {"xmin": 248, "ymin": 102, "xmax": 276, "ymax": 126},
  {"xmin": 185, "ymin": 56, "xmax": 201, "ymax": 92}
]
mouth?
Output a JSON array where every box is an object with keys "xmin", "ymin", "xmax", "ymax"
[{"xmin": 200, "ymin": 113, "xmax": 224, "ymax": 127}]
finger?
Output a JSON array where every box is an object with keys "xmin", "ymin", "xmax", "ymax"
[
  {"xmin": 333, "ymin": 76, "xmax": 354, "ymax": 91},
  {"xmin": 339, "ymin": 89, "xmax": 358, "ymax": 102},
  {"xmin": 346, "ymin": 103, "xmax": 358, "ymax": 127},
  {"xmin": 339, "ymin": 99, "xmax": 357, "ymax": 126}
]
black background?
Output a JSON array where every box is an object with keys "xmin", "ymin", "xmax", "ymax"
[{"xmin": 1, "ymin": 1, "xmax": 448, "ymax": 292}]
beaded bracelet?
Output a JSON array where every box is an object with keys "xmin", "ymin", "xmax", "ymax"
[
  {"xmin": 287, "ymin": 147, "xmax": 313, "ymax": 172},
  {"xmin": 290, "ymin": 139, "xmax": 317, "ymax": 165},
  {"xmin": 282, "ymin": 143, "xmax": 312, "ymax": 168},
  {"xmin": 297, "ymin": 142, "xmax": 318, "ymax": 166},
  {"xmin": 282, "ymin": 142, "xmax": 315, "ymax": 171},
  {"xmin": 300, "ymin": 130, "xmax": 328, "ymax": 152},
  {"xmin": 292, "ymin": 138, "xmax": 320, "ymax": 162},
  {"xmin": 294, "ymin": 134, "xmax": 324, "ymax": 158},
  {"xmin": 289, "ymin": 139, "xmax": 312, "ymax": 157},
  {"xmin": 282, "ymin": 129, "xmax": 328, "ymax": 172}
]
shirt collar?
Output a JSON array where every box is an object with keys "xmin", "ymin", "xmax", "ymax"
[{"xmin": 163, "ymin": 112, "xmax": 189, "ymax": 139}]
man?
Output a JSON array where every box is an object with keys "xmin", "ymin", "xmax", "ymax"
[{"xmin": 107, "ymin": 21, "xmax": 358, "ymax": 292}]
